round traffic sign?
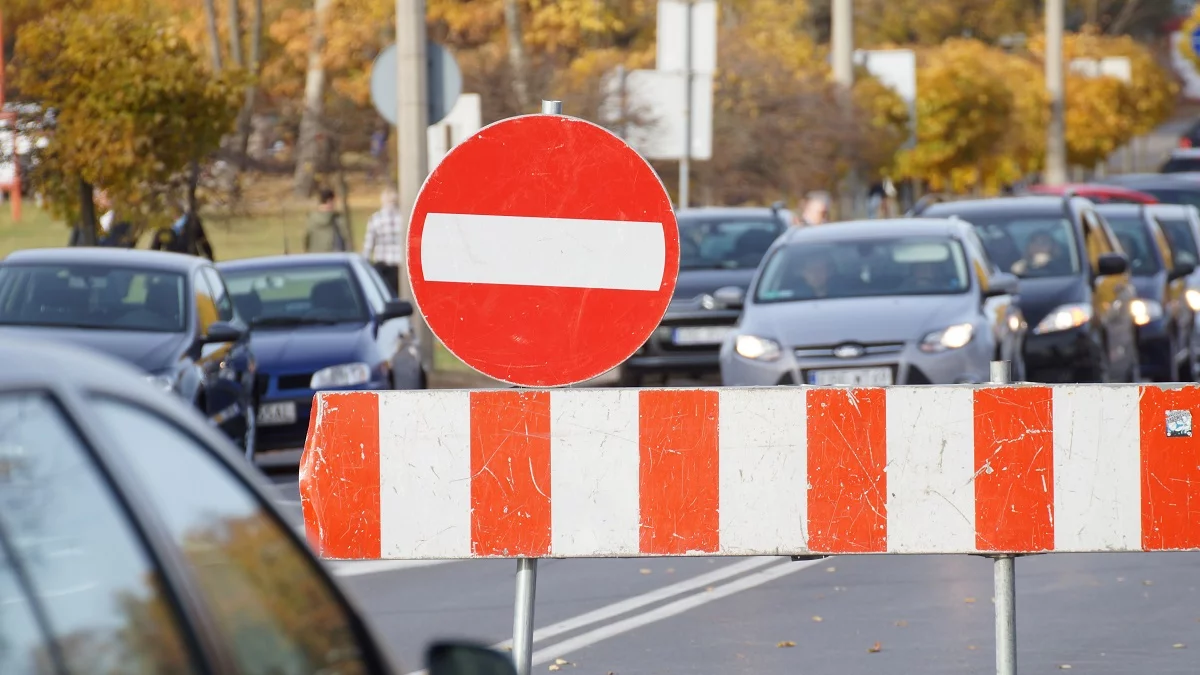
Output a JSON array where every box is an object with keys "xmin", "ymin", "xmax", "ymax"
[{"xmin": 407, "ymin": 114, "xmax": 680, "ymax": 387}]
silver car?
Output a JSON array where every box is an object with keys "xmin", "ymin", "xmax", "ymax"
[{"xmin": 719, "ymin": 218, "xmax": 1028, "ymax": 386}]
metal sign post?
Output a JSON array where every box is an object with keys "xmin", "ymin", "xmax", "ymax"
[{"xmin": 989, "ymin": 359, "xmax": 1017, "ymax": 675}]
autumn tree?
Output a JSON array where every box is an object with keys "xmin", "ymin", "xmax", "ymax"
[{"xmin": 11, "ymin": 4, "xmax": 244, "ymax": 243}]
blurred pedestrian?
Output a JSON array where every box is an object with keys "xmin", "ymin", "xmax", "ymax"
[
  {"xmin": 363, "ymin": 187, "xmax": 404, "ymax": 296},
  {"xmin": 800, "ymin": 191, "xmax": 831, "ymax": 226},
  {"xmin": 305, "ymin": 188, "xmax": 350, "ymax": 253},
  {"xmin": 153, "ymin": 204, "xmax": 215, "ymax": 261},
  {"xmin": 369, "ymin": 125, "xmax": 388, "ymax": 182}
]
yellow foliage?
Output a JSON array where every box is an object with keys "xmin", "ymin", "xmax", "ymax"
[
  {"xmin": 1063, "ymin": 74, "xmax": 1136, "ymax": 168},
  {"xmin": 853, "ymin": 0, "xmax": 1037, "ymax": 47}
]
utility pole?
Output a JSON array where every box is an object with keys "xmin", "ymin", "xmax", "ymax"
[
  {"xmin": 679, "ymin": 0, "xmax": 693, "ymax": 209},
  {"xmin": 831, "ymin": 0, "xmax": 856, "ymax": 219},
  {"xmin": 397, "ymin": 0, "xmax": 435, "ymax": 371},
  {"xmin": 1044, "ymin": 0, "xmax": 1068, "ymax": 186}
]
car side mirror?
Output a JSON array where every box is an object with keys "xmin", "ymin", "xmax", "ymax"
[
  {"xmin": 380, "ymin": 299, "xmax": 415, "ymax": 321},
  {"xmin": 713, "ymin": 286, "xmax": 745, "ymax": 309},
  {"xmin": 1170, "ymin": 260, "xmax": 1197, "ymax": 281},
  {"xmin": 984, "ymin": 272, "xmax": 1020, "ymax": 299},
  {"xmin": 426, "ymin": 642, "xmax": 518, "ymax": 675},
  {"xmin": 1096, "ymin": 252, "xmax": 1129, "ymax": 277},
  {"xmin": 201, "ymin": 321, "xmax": 245, "ymax": 344}
]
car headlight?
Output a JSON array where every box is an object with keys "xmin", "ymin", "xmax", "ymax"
[
  {"xmin": 310, "ymin": 362, "xmax": 372, "ymax": 389},
  {"xmin": 1130, "ymin": 298, "xmax": 1164, "ymax": 327},
  {"xmin": 734, "ymin": 335, "xmax": 782, "ymax": 361},
  {"xmin": 1186, "ymin": 289, "xmax": 1200, "ymax": 312},
  {"xmin": 144, "ymin": 373, "xmax": 178, "ymax": 393},
  {"xmin": 919, "ymin": 323, "xmax": 974, "ymax": 353},
  {"xmin": 1033, "ymin": 303, "xmax": 1092, "ymax": 335}
]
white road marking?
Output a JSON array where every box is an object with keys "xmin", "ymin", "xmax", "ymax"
[
  {"xmin": 421, "ymin": 213, "xmax": 667, "ymax": 291},
  {"xmin": 329, "ymin": 559, "xmax": 454, "ymax": 577},
  {"xmin": 402, "ymin": 556, "xmax": 810, "ymax": 675}
]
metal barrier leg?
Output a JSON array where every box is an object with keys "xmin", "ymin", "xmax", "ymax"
[
  {"xmin": 994, "ymin": 554, "xmax": 1017, "ymax": 675},
  {"xmin": 512, "ymin": 558, "xmax": 538, "ymax": 675}
]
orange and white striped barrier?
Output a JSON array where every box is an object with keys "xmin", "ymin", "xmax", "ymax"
[{"xmin": 299, "ymin": 384, "xmax": 1200, "ymax": 561}]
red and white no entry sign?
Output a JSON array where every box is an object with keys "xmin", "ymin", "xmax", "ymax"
[{"xmin": 406, "ymin": 114, "xmax": 680, "ymax": 387}]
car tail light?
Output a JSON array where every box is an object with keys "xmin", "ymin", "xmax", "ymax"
[{"xmin": 1181, "ymin": 138, "xmax": 1193, "ymax": 149}]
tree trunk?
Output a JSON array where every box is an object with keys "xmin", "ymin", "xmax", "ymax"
[
  {"xmin": 187, "ymin": 161, "xmax": 201, "ymax": 215},
  {"xmin": 235, "ymin": 0, "xmax": 263, "ymax": 170},
  {"xmin": 293, "ymin": 0, "xmax": 334, "ymax": 197},
  {"xmin": 227, "ymin": 0, "xmax": 244, "ymax": 67},
  {"xmin": 503, "ymin": 0, "xmax": 531, "ymax": 111},
  {"xmin": 333, "ymin": 135, "xmax": 354, "ymax": 251},
  {"xmin": 77, "ymin": 178, "xmax": 97, "ymax": 246},
  {"xmin": 203, "ymin": 0, "xmax": 223, "ymax": 71}
]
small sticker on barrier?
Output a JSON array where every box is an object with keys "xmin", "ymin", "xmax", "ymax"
[{"xmin": 1166, "ymin": 410, "xmax": 1192, "ymax": 438}]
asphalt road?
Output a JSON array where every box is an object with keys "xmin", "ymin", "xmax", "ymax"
[{"xmin": 262, "ymin": 461, "xmax": 1200, "ymax": 675}]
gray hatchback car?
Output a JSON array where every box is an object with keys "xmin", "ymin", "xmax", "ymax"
[{"xmin": 719, "ymin": 218, "xmax": 1028, "ymax": 386}]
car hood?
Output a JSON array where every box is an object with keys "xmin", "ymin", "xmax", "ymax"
[
  {"xmin": 250, "ymin": 323, "xmax": 373, "ymax": 372},
  {"xmin": 1015, "ymin": 277, "xmax": 1088, "ymax": 327},
  {"xmin": 1130, "ymin": 274, "xmax": 1165, "ymax": 302},
  {"xmin": 742, "ymin": 295, "xmax": 973, "ymax": 347},
  {"xmin": 671, "ymin": 268, "xmax": 757, "ymax": 308},
  {"xmin": 0, "ymin": 326, "xmax": 189, "ymax": 373}
]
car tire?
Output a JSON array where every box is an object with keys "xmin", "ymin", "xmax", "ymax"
[{"xmin": 241, "ymin": 403, "xmax": 257, "ymax": 463}]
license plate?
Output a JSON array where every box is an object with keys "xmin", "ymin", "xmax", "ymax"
[
  {"xmin": 672, "ymin": 326, "xmax": 732, "ymax": 345},
  {"xmin": 258, "ymin": 401, "xmax": 297, "ymax": 426},
  {"xmin": 808, "ymin": 368, "xmax": 893, "ymax": 386}
]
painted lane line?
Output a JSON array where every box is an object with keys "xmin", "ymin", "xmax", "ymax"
[
  {"xmin": 526, "ymin": 558, "xmax": 823, "ymax": 668},
  {"xmin": 328, "ymin": 559, "xmax": 453, "ymax": 577},
  {"xmin": 421, "ymin": 213, "xmax": 666, "ymax": 291}
]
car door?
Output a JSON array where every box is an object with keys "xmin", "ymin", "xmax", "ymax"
[
  {"xmin": 962, "ymin": 229, "xmax": 1014, "ymax": 358},
  {"xmin": 200, "ymin": 265, "xmax": 255, "ymax": 407},
  {"xmin": 352, "ymin": 257, "xmax": 419, "ymax": 387},
  {"xmin": 1082, "ymin": 208, "xmax": 1136, "ymax": 375}
]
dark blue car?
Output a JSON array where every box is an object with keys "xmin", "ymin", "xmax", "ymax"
[{"xmin": 217, "ymin": 253, "xmax": 425, "ymax": 457}]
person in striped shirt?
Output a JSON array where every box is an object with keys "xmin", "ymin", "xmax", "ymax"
[{"xmin": 362, "ymin": 188, "xmax": 405, "ymax": 296}]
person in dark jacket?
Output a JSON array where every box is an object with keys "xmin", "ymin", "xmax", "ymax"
[
  {"xmin": 305, "ymin": 188, "xmax": 350, "ymax": 252},
  {"xmin": 152, "ymin": 208, "xmax": 215, "ymax": 260}
]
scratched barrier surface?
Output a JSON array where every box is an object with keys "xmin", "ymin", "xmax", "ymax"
[{"xmin": 299, "ymin": 385, "xmax": 1200, "ymax": 561}]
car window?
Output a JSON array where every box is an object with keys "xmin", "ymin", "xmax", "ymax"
[
  {"xmin": 351, "ymin": 260, "xmax": 388, "ymax": 313},
  {"xmin": 0, "ymin": 264, "xmax": 187, "ymax": 333},
  {"xmin": 755, "ymin": 236, "xmax": 970, "ymax": 303},
  {"xmin": 363, "ymin": 261, "xmax": 396, "ymax": 302},
  {"xmin": 193, "ymin": 270, "xmax": 219, "ymax": 335},
  {"xmin": 0, "ymin": 515, "xmax": 53, "ymax": 675},
  {"xmin": 1141, "ymin": 188, "xmax": 1200, "ymax": 210},
  {"xmin": 222, "ymin": 265, "xmax": 369, "ymax": 327},
  {"xmin": 0, "ymin": 392, "xmax": 201, "ymax": 674},
  {"xmin": 948, "ymin": 214, "xmax": 1081, "ymax": 279},
  {"xmin": 90, "ymin": 396, "xmax": 374, "ymax": 675},
  {"xmin": 1098, "ymin": 214, "xmax": 1162, "ymax": 276},
  {"xmin": 201, "ymin": 267, "xmax": 235, "ymax": 323},
  {"xmin": 1153, "ymin": 214, "xmax": 1200, "ymax": 267},
  {"xmin": 678, "ymin": 217, "xmax": 785, "ymax": 271}
]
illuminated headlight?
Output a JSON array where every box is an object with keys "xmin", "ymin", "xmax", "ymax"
[
  {"xmin": 734, "ymin": 335, "xmax": 782, "ymax": 361},
  {"xmin": 1186, "ymin": 289, "xmax": 1200, "ymax": 312},
  {"xmin": 1033, "ymin": 303, "xmax": 1092, "ymax": 334},
  {"xmin": 144, "ymin": 373, "xmax": 178, "ymax": 393},
  {"xmin": 919, "ymin": 323, "xmax": 974, "ymax": 353},
  {"xmin": 699, "ymin": 294, "xmax": 717, "ymax": 310},
  {"xmin": 310, "ymin": 362, "xmax": 372, "ymax": 389},
  {"xmin": 1130, "ymin": 298, "xmax": 1163, "ymax": 327}
]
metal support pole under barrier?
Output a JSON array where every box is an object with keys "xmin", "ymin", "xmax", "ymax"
[
  {"xmin": 512, "ymin": 558, "xmax": 538, "ymax": 675},
  {"xmin": 989, "ymin": 359, "xmax": 1017, "ymax": 675}
]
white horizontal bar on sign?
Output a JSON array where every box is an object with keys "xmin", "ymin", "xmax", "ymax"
[{"xmin": 421, "ymin": 213, "xmax": 666, "ymax": 291}]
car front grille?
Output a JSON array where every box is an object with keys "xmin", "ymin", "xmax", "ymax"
[
  {"xmin": 793, "ymin": 341, "xmax": 905, "ymax": 359},
  {"xmin": 278, "ymin": 373, "xmax": 314, "ymax": 391}
]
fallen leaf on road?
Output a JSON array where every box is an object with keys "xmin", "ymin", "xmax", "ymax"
[
  {"xmin": 777, "ymin": 641, "xmax": 796, "ymax": 648},
  {"xmin": 812, "ymin": 616, "xmax": 823, "ymax": 622},
  {"xmin": 826, "ymin": 566, "xmax": 836, "ymax": 572},
  {"xmin": 964, "ymin": 597, "xmax": 976, "ymax": 603},
  {"xmin": 867, "ymin": 642, "xmax": 882, "ymax": 653},
  {"xmin": 1174, "ymin": 643, "xmax": 1186, "ymax": 649},
  {"xmin": 1059, "ymin": 665, "xmax": 1072, "ymax": 670},
  {"xmin": 555, "ymin": 658, "xmax": 571, "ymax": 665},
  {"xmin": 666, "ymin": 567, "xmax": 675, "ymax": 574},
  {"xmin": 639, "ymin": 568, "xmax": 651, "ymax": 575},
  {"xmin": 1143, "ymin": 580, "xmax": 1154, "ymax": 586},
  {"xmin": 967, "ymin": 646, "xmax": 977, "ymax": 651},
  {"xmin": 548, "ymin": 666, "xmax": 560, "ymax": 672},
  {"xmin": 894, "ymin": 620, "xmax": 908, "ymax": 627}
]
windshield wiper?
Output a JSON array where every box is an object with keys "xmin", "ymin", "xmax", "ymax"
[{"xmin": 251, "ymin": 316, "xmax": 347, "ymax": 327}]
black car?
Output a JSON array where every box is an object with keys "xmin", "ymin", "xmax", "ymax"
[
  {"xmin": 1095, "ymin": 204, "xmax": 1197, "ymax": 382},
  {"xmin": 619, "ymin": 205, "xmax": 793, "ymax": 385},
  {"xmin": 0, "ymin": 336, "xmax": 515, "ymax": 675},
  {"xmin": 0, "ymin": 248, "xmax": 258, "ymax": 455},
  {"xmin": 914, "ymin": 195, "xmax": 1139, "ymax": 383},
  {"xmin": 1099, "ymin": 173, "xmax": 1200, "ymax": 210}
]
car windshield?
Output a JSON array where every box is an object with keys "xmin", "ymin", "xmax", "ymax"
[
  {"xmin": 754, "ymin": 236, "xmax": 970, "ymax": 303},
  {"xmin": 222, "ymin": 265, "xmax": 368, "ymax": 326},
  {"xmin": 679, "ymin": 217, "xmax": 784, "ymax": 270},
  {"xmin": 1101, "ymin": 215, "xmax": 1162, "ymax": 276},
  {"xmin": 1139, "ymin": 188, "xmax": 1200, "ymax": 211},
  {"xmin": 0, "ymin": 264, "xmax": 187, "ymax": 332},
  {"xmin": 1154, "ymin": 215, "xmax": 1200, "ymax": 267},
  {"xmin": 957, "ymin": 215, "xmax": 1081, "ymax": 279}
]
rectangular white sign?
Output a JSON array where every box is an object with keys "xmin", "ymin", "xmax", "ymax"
[
  {"xmin": 602, "ymin": 68, "xmax": 713, "ymax": 161},
  {"xmin": 656, "ymin": 0, "xmax": 717, "ymax": 74}
]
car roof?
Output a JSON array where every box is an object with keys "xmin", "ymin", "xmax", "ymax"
[
  {"xmin": 676, "ymin": 206, "xmax": 787, "ymax": 220},
  {"xmin": 216, "ymin": 252, "xmax": 361, "ymax": 272},
  {"xmin": 1146, "ymin": 203, "xmax": 1195, "ymax": 216},
  {"xmin": 1093, "ymin": 203, "xmax": 1146, "ymax": 216},
  {"xmin": 2, "ymin": 247, "xmax": 209, "ymax": 273},
  {"xmin": 780, "ymin": 218, "xmax": 964, "ymax": 244},
  {"xmin": 1103, "ymin": 173, "xmax": 1200, "ymax": 187},
  {"xmin": 919, "ymin": 195, "xmax": 1079, "ymax": 217}
]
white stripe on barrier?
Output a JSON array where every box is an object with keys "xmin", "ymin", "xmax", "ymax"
[{"xmin": 420, "ymin": 213, "xmax": 667, "ymax": 290}]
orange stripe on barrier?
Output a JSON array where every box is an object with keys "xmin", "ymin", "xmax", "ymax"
[
  {"xmin": 470, "ymin": 391, "xmax": 552, "ymax": 557},
  {"xmin": 806, "ymin": 388, "xmax": 887, "ymax": 553},
  {"xmin": 300, "ymin": 392, "xmax": 381, "ymax": 559},
  {"xmin": 1139, "ymin": 386, "xmax": 1200, "ymax": 550},
  {"xmin": 973, "ymin": 386, "xmax": 1054, "ymax": 552},
  {"xmin": 638, "ymin": 390, "xmax": 720, "ymax": 554}
]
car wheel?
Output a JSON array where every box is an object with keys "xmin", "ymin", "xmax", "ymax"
[{"xmin": 241, "ymin": 402, "xmax": 257, "ymax": 463}]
